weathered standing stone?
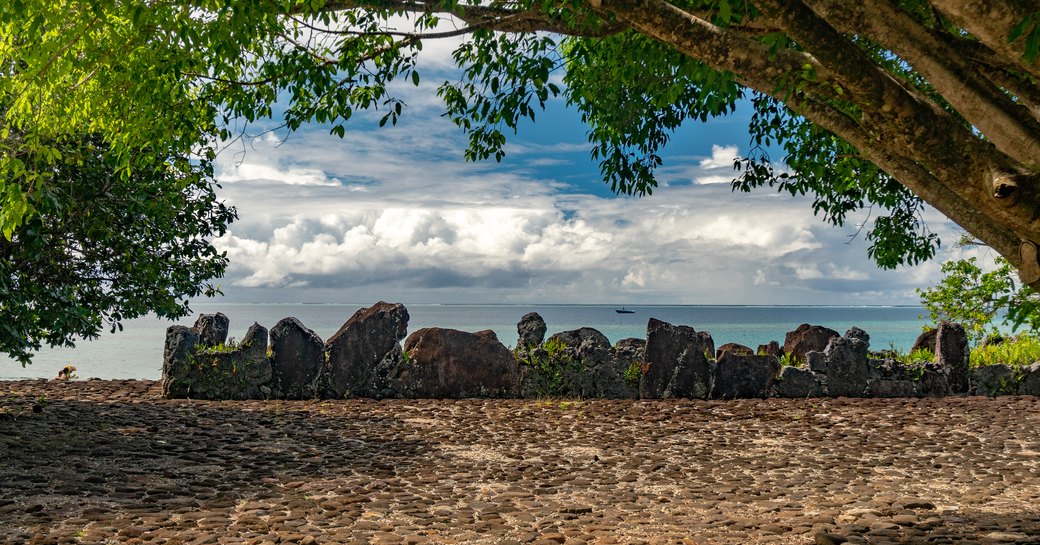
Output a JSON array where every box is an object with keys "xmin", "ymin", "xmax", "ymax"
[
  {"xmin": 269, "ymin": 317, "xmax": 324, "ymax": 399},
  {"xmin": 970, "ymin": 364, "xmax": 1017, "ymax": 396},
  {"xmin": 715, "ymin": 343, "xmax": 754, "ymax": 359},
  {"xmin": 161, "ymin": 326, "xmax": 200, "ymax": 399},
  {"xmin": 641, "ymin": 318, "xmax": 713, "ymax": 399},
  {"xmin": 911, "ymin": 328, "xmax": 937, "ymax": 355},
  {"xmin": 1019, "ymin": 362, "xmax": 1040, "ymax": 396},
  {"xmin": 809, "ymin": 333, "xmax": 871, "ymax": 397},
  {"xmin": 774, "ymin": 366, "xmax": 824, "ymax": 398},
  {"xmin": 712, "ymin": 353, "xmax": 780, "ymax": 399},
  {"xmin": 935, "ymin": 321, "xmax": 970, "ymax": 394},
  {"xmin": 517, "ymin": 313, "xmax": 548, "ymax": 350},
  {"xmin": 757, "ymin": 340, "xmax": 783, "ymax": 359},
  {"xmin": 784, "ymin": 324, "xmax": 840, "ymax": 364},
  {"xmin": 192, "ymin": 313, "xmax": 230, "ymax": 347},
  {"xmin": 324, "ymin": 302, "xmax": 409, "ymax": 398},
  {"xmin": 399, "ymin": 328, "xmax": 518, "ymax": 398},
  {"xmin": 164, "ymin": 323, "xmax": 272, "ymax": 400}
]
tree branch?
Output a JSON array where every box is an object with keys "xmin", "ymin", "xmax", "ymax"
[
  {"xmin": 928, "ymin": 0, "xmax": 1040, "ymax": 80},
  {"xmin": 802, "ymin": 0, "xmax": 1040, "ymax": 168}
]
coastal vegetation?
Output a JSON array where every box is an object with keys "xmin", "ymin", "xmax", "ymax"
[
  {"xmin": 918, "ymin": 254, "xmax": 1040, "ymax": 345},
  {"xmin": 3, "ymin": 1, "xmax": 1040, "ymax": 363}
]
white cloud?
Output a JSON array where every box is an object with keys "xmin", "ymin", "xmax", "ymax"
[{"xmin": 208, "ymin": 113, "xmax": 956, "ymax": 305}]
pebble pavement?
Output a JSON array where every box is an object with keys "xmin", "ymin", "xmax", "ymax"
[{"xmin": 2, "ymin": 380, "xmax": 1040, "ymax": 544}]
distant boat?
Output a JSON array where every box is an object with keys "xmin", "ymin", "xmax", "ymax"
[{"xmin": 615, "ymin": 307, "xmax": 635, "ymax": 314}]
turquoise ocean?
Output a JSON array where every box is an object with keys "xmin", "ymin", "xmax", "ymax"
[{"xmin": 0, "ymin": 303, "xmax": 930, "ymax": 380}]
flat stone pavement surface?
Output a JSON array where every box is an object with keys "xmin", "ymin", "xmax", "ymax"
[{"xmin": 2, "ymin": 381, "xmax": 1040, "ymax": 545}]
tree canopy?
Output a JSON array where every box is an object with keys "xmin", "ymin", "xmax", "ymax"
[
  {"xmin": 2, "ymin": 0, "xmax": 1040, "ymax": 359},
  {"xmin": 0, "ymin": 135, "xmax": 235, "ymax": 365}
]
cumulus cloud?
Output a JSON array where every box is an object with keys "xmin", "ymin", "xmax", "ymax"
[{"xmin": 207, "ymin": 111, "xmax": 956, "ymax": 305}]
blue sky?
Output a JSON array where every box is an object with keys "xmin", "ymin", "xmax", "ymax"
[{"xmin": 204, "ymin": 33, "xmax": 981, "ymax": 306}]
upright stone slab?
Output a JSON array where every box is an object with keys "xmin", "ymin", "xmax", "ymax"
[
  {"xmin": 784, "ymin": 324, "xmax": 840, "ymax": 364},
  {"xmin": 810, "ymin": 332, "xmax": 872, "ymax": 397},
  {"xmin": 192, "ymin": 312, "xmax": 230, "ymax": 347},
  {"xmin": 517, "ymin": 312, "xmax": 548, "ymax": 350},
  {"xmin": 162, "ymin": 325, "xmax": 200, "ymax": 398},
  {"xmin": 399, "ymin": 328, "xmax": 519, "ymax": 398},
  {"xmin": 712, "ymin": 353, "xmax": 779, "ymax": 399},
  {"xmin": 641, "ymin": 318, "xmax": 713, "ymax": 399},
  {"xmin": 935, "ymin": 321, "xmax": 970, "ymax": 394},
  {"xmin": 269, "ymin": 317, "xmax": 324, "ymax": 399},
  {"xmin": 324, "ymin": 302, "xmax": 409, "ymax": 398}
]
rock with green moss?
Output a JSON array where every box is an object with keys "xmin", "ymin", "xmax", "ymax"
[{"xmin": 162, "ymin": 323, "xmax": 272, "ymax": 400}]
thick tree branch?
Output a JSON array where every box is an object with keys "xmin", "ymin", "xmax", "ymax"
[
  {"xmin": 296, "ymin": 0, "xmax": 625, "ymax": 36},
  {"xmin": 929, "ymin": 0, "xmax": 1040, "ymax": 80},
  {"xmin": 802, "ymin": 0, "xmax": 1040, "ymax": 168}
]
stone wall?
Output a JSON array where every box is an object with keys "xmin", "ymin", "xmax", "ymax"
[{"xmin": 161, "ymin": 303, "xmax": 1040, "ymax": 400}]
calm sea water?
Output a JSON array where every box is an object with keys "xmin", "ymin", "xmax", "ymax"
[{"xmin": 0, "ymin": 303, "xmax": 929, "ymax": 380}]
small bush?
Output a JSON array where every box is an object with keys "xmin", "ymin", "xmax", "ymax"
[
  {"xmin": 202, "ymin": 337, "xmax": 239, "ymax": 353},
  {"xmin": 970, "ymin": 335, "xmax": 1040, "ymax": 369},
  {"xmin": 623, "ymin": 361, "xmax": 643, "ymax": 384},
  {"xmin": 779, "ymin": 353, "xmax": 801, "ymax": 368}
]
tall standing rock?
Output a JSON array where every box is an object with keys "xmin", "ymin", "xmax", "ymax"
[
  {"xmin": 809, "ymin": 332, "xmax": 872, "ymax": 397},
  {"xmin": 270, "ymin": 317, "xmax": 324, "ymax": 399},
  {"xmin": 517, "ymin": 312, "xmax": 548, "ymax": 350},
  {"xmin": 324, "ymin": 302, "xmax": 409, "ymax": 398},
  {"xmin": 935, "ymin": 321, "xmax": 970, "ymax": 394},
  {"xmin": 784, "ymin": 324, "xmax": 840, "ymax": 363},
  {"xmin": 641, "ymin": 318, "xmax": 714, "ymax": 399},
  {"xmin": 192, "ymin": 312, "xmax": 230, "ymax": 347},
  {"xmin": 399, "ymin": 328, "xmax": 519, "ymax": 398},
  {"xmin": 161, "ymin": 325, "xmax": 200, "ymax": 398}
]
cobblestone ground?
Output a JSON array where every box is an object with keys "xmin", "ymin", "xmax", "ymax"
[{"xmin": 2, "ymin": 380, "xmax": 1040, "ymax": 545}]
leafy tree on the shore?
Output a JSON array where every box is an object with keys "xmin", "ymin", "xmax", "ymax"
[
  {"xmin": 918, "ymin": 255, "xmax": 1040, "ymax": 345},
  {"xmin": 0, "ymin": 135, "xmax": 235, "ymax": 365},
  {"xmin": 3, "ymin": 0, "xmax": 1040, "ymax": 362}
]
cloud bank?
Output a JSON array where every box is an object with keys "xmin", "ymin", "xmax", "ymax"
[{"xmin": 208, "ymin": 106, "xmax": 963, "ymax": 305}]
